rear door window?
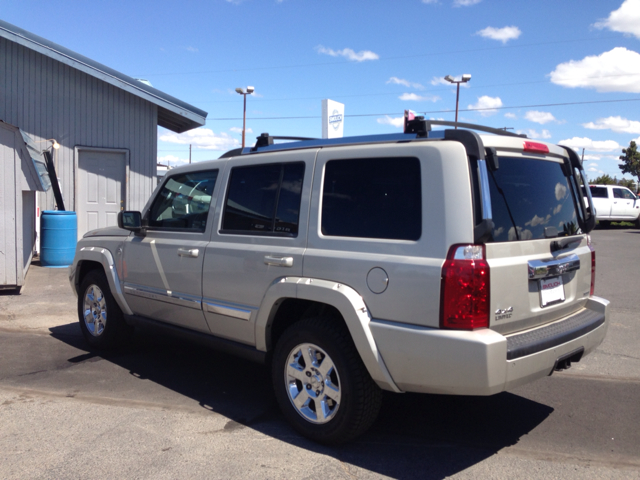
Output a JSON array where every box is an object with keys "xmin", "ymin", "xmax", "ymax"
[
  {"xmin": 487, "ymin": 157, "xmax": 581, "ymax": 241},
  {"xmin": 221, "ymin": 162, "xmax": 305, "ymax": 236},
  {"xmin": 589, "ymin": 186, "xmax": 608, "ymax": 198}
]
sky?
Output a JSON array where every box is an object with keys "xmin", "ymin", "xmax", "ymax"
[{"xmin": 2, "ymin": 0, "xmax": 640, "ymax": 183}]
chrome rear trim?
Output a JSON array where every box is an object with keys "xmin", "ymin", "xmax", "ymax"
[{"xmin": 528, "ymin": 253, "xmax": 580, "ymax": 280}]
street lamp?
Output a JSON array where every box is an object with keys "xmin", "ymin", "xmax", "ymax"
[
  {"xmin": 444, "ymin": 74, "xmax": 471, "ymax": 128},
  {"xmin": 235, "ymin": 86, "xmax": 254, "ymax": 148},
  {"xmin": 35, "ymin": 139, "xmax": 60, "ymax": 150}
]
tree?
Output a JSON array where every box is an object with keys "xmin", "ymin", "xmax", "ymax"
[
  {"xmin": 619, "ymin": 141, "xmax": 640, "ymax": 191},
  {"xmin": 591, "ymin": 173, "xmax": 614, "ymax": 185}
]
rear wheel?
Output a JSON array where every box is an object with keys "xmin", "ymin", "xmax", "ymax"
[
  {"xmin": 78, "ymin": 269, "xmax": 133, "ymax": 349},
  {"xmin": 598, "ymin": 220, "xmax": 611, "ymax": 229},
  {"xmin": 272, "ymin": 317, "xmax": 382, "ymax": 444}
]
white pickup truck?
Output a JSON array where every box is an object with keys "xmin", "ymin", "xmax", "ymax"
[{"xmin": 588, "ymin": 184, "xmax": 640, "ymax": 227}]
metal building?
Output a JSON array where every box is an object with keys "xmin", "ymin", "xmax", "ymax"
[{"xmin": 0, "ymin": 19, "xmax": 207, "ymax": 241}]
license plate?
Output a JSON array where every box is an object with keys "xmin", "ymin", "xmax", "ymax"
[{"xmin": 539, "ymin": 276, "xmax": 565, "ymax": 307}]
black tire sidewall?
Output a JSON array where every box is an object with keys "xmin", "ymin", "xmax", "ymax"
[{"xmin": 271, "ymin": 318, "xmax": 366, "ymax": 444}]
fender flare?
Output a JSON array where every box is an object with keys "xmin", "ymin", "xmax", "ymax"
[
  {"xmin": 256, "ymin": 276, "xmax": 401, "ymax": 393},
  {"xmin": 72, "ymin": 246, "xmax": 133, "ymax": 315}
]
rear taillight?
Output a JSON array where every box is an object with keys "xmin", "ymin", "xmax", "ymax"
[
  {"xmin": 587, "ymin": 235, "xmax": 596, "ymax": 295},
  {"xmin": 440, "ymin": 245, "xmax": 490, "ymax": 330}
]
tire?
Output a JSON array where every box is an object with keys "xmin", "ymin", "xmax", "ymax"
[
  {"xmin": 598, "ymin": 220, "xmax": 611, "ymax": 229},
  {"xmin": 78, "ymin": 269, "xmax": 133, "ymax": 349},
  {"xmin": 272, "ymin": 317, "xmax": 382, "ymax": 445},
  {"xmin": 634, "ymin": 217, "xmax": 640, "ymax": 229}
]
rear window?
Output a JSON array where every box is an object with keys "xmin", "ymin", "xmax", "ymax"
[
  {"xmin": 321, "ymin": 157, "xmax": 421, "ymax": 240},
  {"xmin": 589, "ymin": 186, "xmax": 608, "ymax": 198},
  {"xmin": 487, "ymin": 157, "xmax": 582, "ymax": 242}
]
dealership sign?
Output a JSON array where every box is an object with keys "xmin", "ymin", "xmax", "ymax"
[{"xmin": 322, "ymin": 99, "xmax": 344, "ymax": 139}]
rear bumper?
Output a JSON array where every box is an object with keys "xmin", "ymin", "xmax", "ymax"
[{"xmin": 370, "ymin": 296, "xmax": 609, "ymax": 395}]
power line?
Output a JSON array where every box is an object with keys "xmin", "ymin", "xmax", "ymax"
[
  {"xmin": 133, "ymin": 36, "xmax": 620, "ymax": 77},
  {"xmin": 204, "ymin": 97, "xmax": 640, "ymax": 121}
]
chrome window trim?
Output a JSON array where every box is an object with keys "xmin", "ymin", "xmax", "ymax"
[{"xmin": 477, "ymin": 159, "xmax": 493, "ymax": 221}]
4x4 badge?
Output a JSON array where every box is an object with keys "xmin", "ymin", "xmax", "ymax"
[{"xmin": 495, "ymin": 306, "xmax": 513, "ymax": 321}]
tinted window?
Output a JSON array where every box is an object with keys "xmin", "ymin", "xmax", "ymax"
[
  {"xmin": 321, "ymin": 157, "xmax": 421, "ymax": 241},
  {"xmin": 589, "ymin": 186, "xmax": 608, "ymax": 198},
  {"xmin": 148, "ymin": 170, "xmax": 218, "ymax": 231},
  {"xmin": 488, "ymin": 157, "xmax": 582, "ymax": 241},
  {"xmin": 222, "ymin": 162, "xmax": 305, "ymax": 235},
  {"xmin": 613, "ymin": 188, "xmax": 635, "ymax": 200}
]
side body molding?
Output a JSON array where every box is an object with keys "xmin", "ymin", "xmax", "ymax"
[
  {"xmin": 70, "ymin": 246, "xmax": 133, "ymax": 315},
  {"xmin": 255, "ymin": 276, "xmax": 402, "ymax": 393}
]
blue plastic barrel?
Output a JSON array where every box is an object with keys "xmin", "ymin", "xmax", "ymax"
[{"xmin": 40, "ymin": 211, "xmax": 77, "ymax": 268}]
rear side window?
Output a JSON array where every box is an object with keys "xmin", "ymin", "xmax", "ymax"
[
  {"xmin": 222, "ymin": 162, "xmax": 305, "ymax": 236},
  {"xmin": 321, "ymin": 157, "xmax": 421, "ymax": 240},
  {"xmin": 589, "ymin": 186, "xmax": 608, "ymax": 198},
  {"xmin": 147, "ymin": 170, "xmax": 218, "ymax": 232},
  {"xmin": 488, "ymin": 157, "xmax": 582, "ymax": 241}
]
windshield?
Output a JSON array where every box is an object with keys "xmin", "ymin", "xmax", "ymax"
[{"xmin": 487, "ymin": 157, "xmax": 582, "ymax": 242}]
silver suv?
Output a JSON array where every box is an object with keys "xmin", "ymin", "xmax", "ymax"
[{"xmin": 69, "ymin": 120, "xmax": 609, "ymax": 444}]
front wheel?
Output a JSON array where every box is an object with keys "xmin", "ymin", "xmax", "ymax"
[
  {"xmin": 272, "ymin": 317, "xmax": 382, "ymax": 444},
  {"xmin": 78, "ymin": 269, "xmax": 133, "ymax": 349}
]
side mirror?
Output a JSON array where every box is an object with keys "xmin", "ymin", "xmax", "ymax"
[{"xmin": 118, "ymin": 211, "xmax": 144, "ymax": 234}]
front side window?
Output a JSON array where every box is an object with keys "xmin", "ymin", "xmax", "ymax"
[
  {"xmin": 147, "ymin": 170, "xmax": 218, "ymax": 231},
  {"xmin": 488, "ymin": 157, "xmax": 582, "ymax": 241},
  {"xmin": 321, "ymin": 157, "xmax": 421, "ymax": 241},
  {"xmin": 222, "ymin": 162, "xmax": 305, "ymax": 236},
  {"xmin": 613, "ymin": 187, "xmax": 635, "ymax": 200}
]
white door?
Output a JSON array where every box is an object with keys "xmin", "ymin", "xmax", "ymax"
[{"xmin": 77, "ymin": 150, "xmax": 126, "ymax": 237}]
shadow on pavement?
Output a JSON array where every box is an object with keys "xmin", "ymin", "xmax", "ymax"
[{"xmin": 48, "ymin": 323, "xmax": 553, "ymax": 479}]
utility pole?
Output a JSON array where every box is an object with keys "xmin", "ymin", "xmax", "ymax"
[{"xmin": 189, "ymin": 144, "xmax": 192, "ymax": 164}]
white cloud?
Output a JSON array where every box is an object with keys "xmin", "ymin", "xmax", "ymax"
[
  {"xmin": 504, "ymin": 112, "xmax": 517, "ymax": 119},
  {"xmin": 399, "ymin": 93, "xmax": 440, "ymax": 102},
  {"xmin": 185, "ymin": 46, "xmax": 198, "ymax": 52},
  {"xmin": 387, "ymin": 77, "xmax": 424, "ymax": 89},
  {"xmin": 159, "ymin": 128, "xmax": 239, "ymax": 151},
  {"xmin": 316, "ymin": 45, "xmax": 379, "ymax": 62},
  {"xmin": 468, "ymin": 96, "xmax": 503, "ymax": 116},
  {"xmin": 158, "ymin": 154, "xmax": 189, "ymax": 168},
  {"xmin": 508, "ymin": 226, "xmax": 533, "ymax": 241},
  {"xmin": 476, "ymin": 26, "xmax": 521, "ymax": 44},
  {"xmin": 229, "ymin": 127, "xmax": 254, "ymax": 134},
  {"xmin": 582, "ymin": 116, "xmax": 640, "ymax": 134},
  {"xmin": 422, "ymin": 0, "xmax": 439, "ymax": 4},
  {"xmin": 555, "ymin": 183, "xmax": 568, "ymax": 201},
  {"xmin": 558, "ymin": 137, "xmax": 621, "ymax": 152},
  {"xmin": 525, "ymin": 111, "xmax": 556, "ymax": 124},
  {"xmin": 594, "ymin": 0, "xmax": 640, "ymax": 39},
  {"xmin": 526, "ymin": 214, "xmax": 551, "ymax": 227},
  {"xmin": 377, "ymin": 116, "xmax": 405, "ymax": 128},
  {"xmin": 517, "ymin": 129, "xmax": 552, "ymax": 139},
  {"xmin": 549, "ymin": 47, "xmax": 640, "ymax": 93},
  {"xmin": 454, "ymin": 0, "xmax": 481, "ymax": 6}
]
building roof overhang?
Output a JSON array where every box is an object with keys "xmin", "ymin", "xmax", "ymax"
[{"xmin": 0, "ymin": 20, "xmax": 207, "ymax": 133}]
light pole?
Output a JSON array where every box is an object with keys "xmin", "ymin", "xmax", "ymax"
[
  {"xmin": 235, "ymin": 86, "xmax": 254, "ymax": 148},
  {"xmin": 444, "ymin": 74, "xmax": 471, "ymax": 128}
]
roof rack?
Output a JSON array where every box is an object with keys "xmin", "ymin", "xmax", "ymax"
[{"xmin": 240, "ymin": 119, "xmax": 527, "ymax": 156}]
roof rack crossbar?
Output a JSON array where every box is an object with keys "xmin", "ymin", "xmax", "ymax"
[
  {"xmin": 422, "ymin": 120, "xmax": 527, "ymax": 138},
  {"xmin": 252, "ymin": 133, "xmax": 319, "ymax": 151}
]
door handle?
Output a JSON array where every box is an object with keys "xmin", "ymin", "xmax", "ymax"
[
  {"xmin": 264, "ymin": 255, "xmax": 294, "ymax": 267},
  {"xmin": 177, "ymin": 248, "xmax": 199, "ymax": 258}
]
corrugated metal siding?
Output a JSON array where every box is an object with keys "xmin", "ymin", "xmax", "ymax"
[{"xmin": 0, "ymin": 36, "xmax": 158, "ymax": 213}]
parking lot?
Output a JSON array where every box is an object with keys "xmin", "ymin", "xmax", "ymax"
[{"xmin": 1, "ymin": 228, "xmax": 639, "ymax": 479}]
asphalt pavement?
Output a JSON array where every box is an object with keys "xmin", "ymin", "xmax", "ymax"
[{"xmin": 0, "ymin": 229, "xmax": 639, "ymax": 479}]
